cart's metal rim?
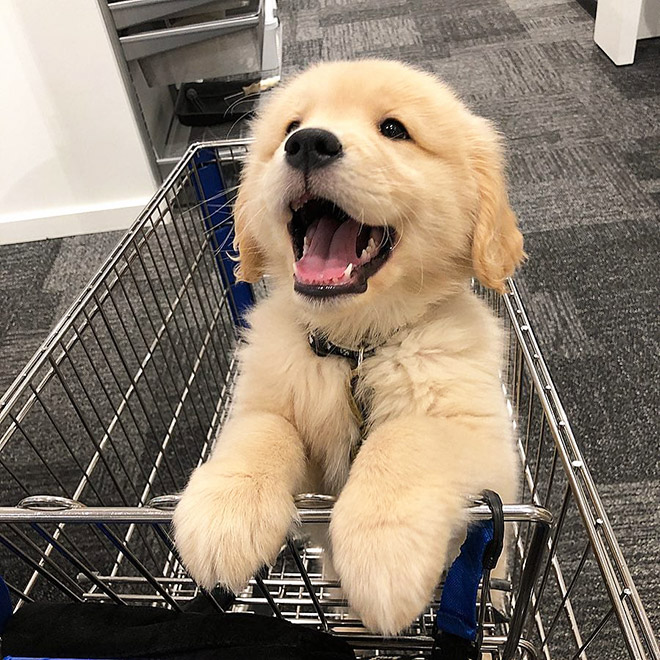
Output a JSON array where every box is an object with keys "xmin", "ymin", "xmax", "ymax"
[{"xmin": 0, "ymin": 501, "xmax": 552, "ymax": 525}]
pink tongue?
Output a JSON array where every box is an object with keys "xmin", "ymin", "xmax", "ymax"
[{"xmin": 295, "ymin": 216, "xmax": 361, "ymax": 283}]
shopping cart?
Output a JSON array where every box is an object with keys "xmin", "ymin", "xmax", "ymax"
[{"xmin": 0, "ymin": 140, "xmax": 656, "ymax": 660}]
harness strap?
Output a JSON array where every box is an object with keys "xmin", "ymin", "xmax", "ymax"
[{"xmin": 432, "ymin": 490, "xmax": 505, "ymax": 660}]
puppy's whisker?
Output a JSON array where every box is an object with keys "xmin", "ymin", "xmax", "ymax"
[
  {"xmin": 378, "ymin": 226, "xmax": 390, "ymax": 252},
  {"xmin": 173, "ymin": 186, "xmax": 242, "ymax": 222},
  {"xmin": 174, "ymin": 189, "xmax": 236, "ymax": 218},
  {"xmin": 227, "ymin": 109, "xmax": 256, "ymax": 138},
  {"xmin": 223, "ymin": 91, "xmax": 262, "ymax": 118}
]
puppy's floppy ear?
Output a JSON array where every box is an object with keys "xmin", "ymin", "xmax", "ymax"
[
  {"xmin": 232, "ymin": 183, "xmax": 266, "ymax": 283},
  {"xmin": 470, "ymin": 122, "xmax": 525, "ymax": 293}
]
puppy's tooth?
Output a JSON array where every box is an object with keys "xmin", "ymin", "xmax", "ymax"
[
  {"xmin": 292, "ymin": 194, "xmax": 309, "ymax": 211},
  {"xmin": 367, "ymin": 237, "xmax": 376, "ymax": 251},
  {"xmin": 343, "ymin": 264, "xmax": 353, "ymax": 278},
  {"xmin": 360, "ymin": 249, "xmax": 368, "ymax": 260}
]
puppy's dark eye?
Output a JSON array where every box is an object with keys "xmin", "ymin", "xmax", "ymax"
[
  {"xmin": 286, "ymin": 120, "xmax": 301, "ymax": 134},
  {"xmin": 379, "ymin": 118, "xmax": 410, "ymax": 140}
]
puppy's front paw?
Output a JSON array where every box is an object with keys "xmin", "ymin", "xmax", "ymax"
[
  {"xmin": 330, "ymin": 489, "xmax": 459, "ymax": 635},
  {"xmin": 173, "ymin": 461, "xmax": 297, "ymax": 592}
]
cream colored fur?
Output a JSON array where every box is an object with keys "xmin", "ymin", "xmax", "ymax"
[{"xmin": 173, "ymin": 59, "xmax": 524, "ymax": 635}]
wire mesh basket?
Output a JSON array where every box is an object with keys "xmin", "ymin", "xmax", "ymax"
[{"xmin": 0, "ymin": 140, "xmax": 656, "ymax": 660}]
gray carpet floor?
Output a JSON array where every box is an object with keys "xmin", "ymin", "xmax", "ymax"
[{"xmin": 0, "ymin": 0, "xmax": 657, "ymax": 652}]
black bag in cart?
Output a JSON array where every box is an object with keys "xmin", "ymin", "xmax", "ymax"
[{"xmin": 1, "ymin": 600, "xmax": 356, "ymax": 660}]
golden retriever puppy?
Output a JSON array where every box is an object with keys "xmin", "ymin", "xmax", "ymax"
[{"xmin": 173, "ymin": 59, "xmax": 524, "ymax": 635}]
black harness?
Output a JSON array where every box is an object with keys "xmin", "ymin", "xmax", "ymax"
[{"xmin": 307, "ymin": 333, "xmax": 377, "ymax": 369}]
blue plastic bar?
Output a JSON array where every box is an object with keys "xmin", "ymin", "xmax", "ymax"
[{"xmin": 191, "ymin": 148, "xmax": 254, "ymax": 327}]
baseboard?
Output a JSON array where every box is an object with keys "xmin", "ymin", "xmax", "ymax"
[{"xmin": 0, "ymin": 198, "xmax": 152, "ymax": 245}]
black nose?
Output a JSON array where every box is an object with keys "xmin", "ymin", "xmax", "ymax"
[{"xmin": 284, "ymin": 128, "xmax": 343, "ymax": 172}]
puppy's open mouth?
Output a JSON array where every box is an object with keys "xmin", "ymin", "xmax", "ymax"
[{"xmin": 288, "ymin": 196, "xmax": 395, "ymax": 297}]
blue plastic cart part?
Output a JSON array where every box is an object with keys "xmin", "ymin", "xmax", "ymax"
[{"xmin": 190, "ymin": 148, "xmax": 254, "ymax": 327}]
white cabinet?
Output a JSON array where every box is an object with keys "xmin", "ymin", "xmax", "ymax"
[
  {"xmin": 595, "ymin": 0, "xmax": 660, "ymax": 65},
  {"xmin": 0, "ymin": 1, "xmax": 159, "ymax": 245}
]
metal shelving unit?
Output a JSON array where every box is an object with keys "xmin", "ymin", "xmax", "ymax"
[{"xmin": 99, "ymin": 0, "xmax": 281, "ymax": 177}]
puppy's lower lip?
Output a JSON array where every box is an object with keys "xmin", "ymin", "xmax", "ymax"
[{"xmin": 294, "ymin": 279, "xmax": 368, "ymax": 298}]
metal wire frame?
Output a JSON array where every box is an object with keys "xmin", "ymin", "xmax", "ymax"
[
  {"xmin": 0, "ymin": 498, "xmax": 550, "ymax": 658},
  {"xmin": 0, "ymin": 140, "xmax": 657, "ymax": 660}
]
